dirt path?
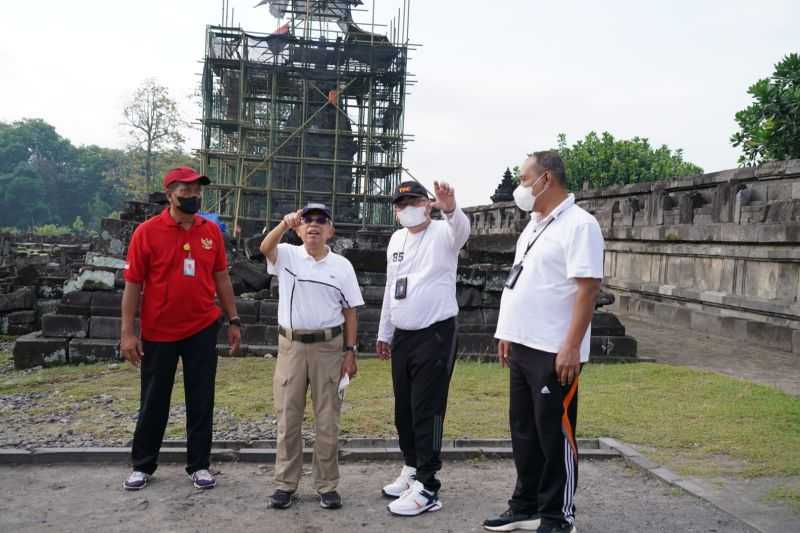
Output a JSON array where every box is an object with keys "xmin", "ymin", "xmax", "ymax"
[{"xmin": 0, "ymin": 459, "xmax": 755, "ymax": 533}]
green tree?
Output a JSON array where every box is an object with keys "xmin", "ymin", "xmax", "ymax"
[
  {"xmin": 123, "ymin": 79, "xmax": 187, "ymax": 191},
  {"xmin": 0, "ymin": 119, "xmax": 130, "ymax": 229},
  {"xmin": 731, "ymin": 53, "xmax": 800, "ymax": 165},
  {"xmin": 555, "ymin": 132, "xmax": 703, "ymax": 190}
]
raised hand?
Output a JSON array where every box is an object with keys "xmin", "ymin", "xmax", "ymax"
[
  {"xmin": 283, "ymin": 209, "xmax": 303, "ymax": 229},
  {"xmin": 432, "ymin": 181, "xmax": 456, "ymax": 212}
]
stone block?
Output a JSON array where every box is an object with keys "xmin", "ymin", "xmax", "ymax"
[
  {"xmin": 90, "ymin": 316, "xmax": 122, "ymax": 339},
  {"xmin": 235, "ymin": 324, "xmax": 278, "ymax": 345},
  {"xmin": 230, "ymin": 261, "xmax": 270, "ymax": 292},
  {"xmin": 63, "ymin": 269, "xmax": 116, "ymax": 293},
  {"xmin": 41, "ymin": 314, "xmax": 89, "ymax": 338},
  {"xmin": 357, "ymin": 306, "xmax": 382, "ymax": 323},
  {"xmin": 36, "ymin": 299, "xmax": 60, "ymax": 317},
  {"xmin": 356, "ymin": 271, "xmax": 387, "ymax": 287},
  {"xmin": 459, "ymin": 309, "xmax": 484, "ymax": 325},
  {"xmin": 689, "ymin": 312, "xmax": 723, "ymax": 336},
  {"xmin": 0, "ymin": 287, "xmax": 36, "ymax": 312},
  {"xmin": 793, "ymin": 329, "xmax": 800, "ymax": 355},
  {"xmin": 57, "ymin": 291, "xmax": 93, "ymax": 316},
  {"xmin": 484, "ymin": 270, "xmax": 508, "ymax": 292},
  {"xmin": 69, "ymin": 338, "xmax": 120, "ymax": 363},
  {"xmin": 481, "ymin": 291, "xmax": 501, "ymax": 308},
  {"xmin": 456, "ymin": 286, "xmax": 482, "ymax": 308},
  {"xmin": 85, "ymin": 253, "xmax": 127, "ymax": 270},
  {"xmin": 361, "ymin": 286, "xmax": 385, "ymax": 304},
  {"xmin": 13, "ymin": 332, "xmax": 68, "ymax": 369},
  {"xmin": 258, "ymin": 300, "xmax": 279, "ymax": 322},
  {"xmin": 456, "ymin": 268, "xmax": 487, "ymax": 288},
  {"xmin": 591, "ymin": 312, "xmax": 626, "ymax": 336},
  {"xmin": 235, "ymin": 299, "xmax": 260, "ymax": 320},
  {"xmin": 482, "ymin": 309, "xmax": 500, "ymax": 327},
  {"xmin": 746, "ymin": 321, "xmax": 793, "ymax": 352},
  {"xmin": 90, "ymin": 291, "xmax": 122, "ymax": 317},
  {"xmin": 7, "ymin": 310, "xmax": 36, "ymax": 325},
  {"xmin": 457, "ymin": 333, "xmax": 496, "ymax": 354},
  {"xmin": 590, "ymin": 335, "xmax": 638, "ymax": 359}
]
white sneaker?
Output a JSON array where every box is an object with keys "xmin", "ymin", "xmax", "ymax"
[
  {"xmin": 190, "ymin": 469, "xmax": 217, "ymax": 490},
  {"xmin": 123, "ymin": 471, "xmax": 149, "ymax": 491},
  {"xmin": 382, "ymin": 465, "xmax": 417, "ymax": 498},
  {"xmin": 387, "ymin": 480, "xmax": 442, "ymax": 516}
]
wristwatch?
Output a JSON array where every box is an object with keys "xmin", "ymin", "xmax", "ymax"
[
  {"xmin": 344, "ymin": 345, "xmax": 357, "ymax": 355},
  {"xmin": 229, "ymin": 316, "xmax": 242, "ymax": 327}
]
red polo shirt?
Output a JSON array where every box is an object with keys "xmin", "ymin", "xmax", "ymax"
[{"xmin": 124, "ymin": 208, "xmax": 227, "ymax": 342}]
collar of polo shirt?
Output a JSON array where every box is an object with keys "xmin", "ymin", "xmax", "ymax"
[
  {"xmin": 300, "ymin": 244, "xmax": 332, "ymax": 262},
  {"xmin": 532, "ymin": 193, "xmax": 575, "ymax": 225}
]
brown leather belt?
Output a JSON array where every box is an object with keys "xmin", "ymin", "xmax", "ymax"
[{"xmin": 278, "ymin": 325, "xmax": 342, "ymax": 344}]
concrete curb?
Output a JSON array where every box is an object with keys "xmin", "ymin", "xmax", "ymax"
[
  {"xmin": 0, "ymin": 438, "xmax": 618, "ymax": 465},
  {"xmin": 598, "ymin": 438, "xmax": 770, "ymax": 533}
]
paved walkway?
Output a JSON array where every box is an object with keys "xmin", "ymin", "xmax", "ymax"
[
  {"xmin": 0, "ymin": 460, "xmax": 755, "ymax": 533},
  {"xmin": 618, "ymin": 313, "xmax": 800, "ymax": 396}
]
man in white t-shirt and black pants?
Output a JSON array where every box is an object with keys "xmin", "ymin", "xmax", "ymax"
[
  {"xmin": 376, "ymin": 180, "xmax": 471, "ymax": 517},
  {"xmin": 260, "ymin": 203, "xmax": 364, "ymax": 511},
  {"xmin": 483, "ymin": 151, "xmax": 604, "ymax": 533}
]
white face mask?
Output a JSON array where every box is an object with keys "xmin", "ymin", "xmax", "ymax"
[
  {"xmin": 513, "ymin": 173, "xmax": 547, "ymax": 212},
  {"xmin": 396, "ymin": 205, "xmax": 428, "ymax": 228}
]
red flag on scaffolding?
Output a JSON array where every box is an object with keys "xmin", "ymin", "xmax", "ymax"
[
  {"xmin": 273, "ymin": 23, "xmax": 289, "ymax": 35},
  {"xmin": 328, "ymin": 90, "xmax": 338, "ymax": 105}
]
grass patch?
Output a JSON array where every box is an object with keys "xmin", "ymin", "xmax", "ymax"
[
  {"xmin": 1, "ymin": 354, "xmax": 799, "ymax": 479},
  {"xmin": 765, "ymin": 484, "xmax": 800, "ymax": 512}
]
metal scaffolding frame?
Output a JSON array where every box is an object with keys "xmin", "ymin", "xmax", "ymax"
[{"xmin": 199, "ymin": 0, "xmax": 416, "ymax": 236}]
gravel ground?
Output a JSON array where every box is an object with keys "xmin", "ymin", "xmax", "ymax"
[{"xmin": 0, "ymin": 459, "xmax": 756, "ymax": 533}]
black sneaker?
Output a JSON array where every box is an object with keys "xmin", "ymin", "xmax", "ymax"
[
  {"xmin": 268, "ymin": 489, "xmax": 296, "ymax": 509},
  {"xmin": 483, "ymin": 507, "xmax": 541, "ymax": 531},
  {"xmin": 319, "ymin": 490, "xmax": 342, "ymax": 509},
  {"xmin": 536, "ymin": 522, "xmax": 576, "ymax": 533}
]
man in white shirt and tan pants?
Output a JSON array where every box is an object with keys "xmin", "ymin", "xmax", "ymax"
[
  {"xmin": 260, "ymin": 203, "xmax": 364, "ymax": 511},
  {"xmin": 376, "ymin": 180, "xmax": 471, "ymax": 517},
  {"xmin": 483, "ymin": 151, "xmax": 604, "ymax": 533}
]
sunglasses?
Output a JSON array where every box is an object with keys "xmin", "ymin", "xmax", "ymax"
[{"xmin": 301, "ymin": 214, "xmax": 331, "ymax": 225}]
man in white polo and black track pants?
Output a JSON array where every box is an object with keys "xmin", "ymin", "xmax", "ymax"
[
  {"xmin": 260, "ymin": 203, "xmax": 364, "ymax": 511},
  {"xmin": 376, "ymin": 179, "xmax": 471, "ymax": 517},
  {"xmin": 483, "ymin": 151, "xmax": 604, "ymax": 533}
]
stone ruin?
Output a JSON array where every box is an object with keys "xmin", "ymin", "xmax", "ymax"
[{"xmin": 10, "ymin": 165, "xmax": 647, "ymax": 369}]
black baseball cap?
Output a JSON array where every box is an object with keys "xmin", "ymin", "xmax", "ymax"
[
  {"xmin": 301, "ymin": 202, "xmax": 332, "ymax": 220},
  {"xmin": 392, "ymin": 181, "xmax": 430, "ymax": 203}
]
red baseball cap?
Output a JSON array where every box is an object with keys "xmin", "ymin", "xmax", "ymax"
[{"xmin": 163, "ymin": 166, "xmax": 211, "ymax": 189}]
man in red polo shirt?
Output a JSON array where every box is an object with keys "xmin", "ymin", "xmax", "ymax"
[{"xmin": 120, "ymin": 166, "xmax": 241, "ymax": 491}]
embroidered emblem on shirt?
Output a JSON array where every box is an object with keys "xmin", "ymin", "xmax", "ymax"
[{"xmin": 201, "ymin": 238, "xmax": 213, "ymax": 250}]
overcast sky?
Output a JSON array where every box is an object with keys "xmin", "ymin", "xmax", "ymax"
[{"xmin": 1, "ymin": 0, "xmax": 797, "ymax": 208}]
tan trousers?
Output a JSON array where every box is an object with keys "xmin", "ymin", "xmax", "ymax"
[{"xmin": 273, "ymin": 333, "xmax": 343, "ymax": 493}]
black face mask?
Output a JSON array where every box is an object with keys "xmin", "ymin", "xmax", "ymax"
[{"xmin": 175, "ymin": 196, "xmax": 201, "ymax": 215}]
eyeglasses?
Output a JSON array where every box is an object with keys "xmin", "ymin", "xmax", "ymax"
[
  {"xmin": 394, "ymin": 197, "xmax": 427, "ymax": 209},
  {"xmin": 301, "ymin": 214, "xmax": 331, "ymax": 225}
]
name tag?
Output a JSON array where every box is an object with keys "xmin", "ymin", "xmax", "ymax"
[
  {"xmin": 394, "ymin": 277, "xmax": 408, "ymax": 299},
  {"xmin": 183, "ymin": 258, "xmax": 196, "ymax": 277},
  {"xmin": 504, "ymin": 263, "xmax": 523, "ymax": 289}
]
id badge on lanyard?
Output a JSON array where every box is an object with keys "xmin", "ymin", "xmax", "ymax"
[
  {"xmin": 505, "ymin": 218, "xmax": 555, "ymax": 290},
  {"xmin": 182, "ymin": 242, "xmax": 196, "ymax": 277},
  {"xmin": 183, "ymin": 258, "xmax": 196, "ymax": 277}
]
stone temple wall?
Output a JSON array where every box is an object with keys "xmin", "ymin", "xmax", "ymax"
[{"xmin": 465, "ymin": 159, "xmax": 800, "ymax": 356}]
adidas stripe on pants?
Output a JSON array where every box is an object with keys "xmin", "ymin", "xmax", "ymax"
[{"xmin": 507, "ymin": 343, "xmax": 579, "ymax": 527}]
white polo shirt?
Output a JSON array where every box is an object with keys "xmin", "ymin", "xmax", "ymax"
[
  {"xmin": 495, "ymin": 194, "xmax": 604, "ymax": 362},
  {"xmin": 377, "ymin": 207, "xmax": 471, "ymax": 342},
  {"xmin": 267, "ymin": 243, "xmax": 364, "ymax": 330}
]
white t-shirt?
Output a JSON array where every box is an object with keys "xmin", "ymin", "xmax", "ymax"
[
  {"xmin": 377, "ymin": 207, "xmax": 471, "ymax": 342},
  {"xmin": 495, "ymin": 194, "xmax": 604, "ymax": 362},
  {"xmin": 267, "ymin": 243, "xmax": 364, "ymax": 330}
]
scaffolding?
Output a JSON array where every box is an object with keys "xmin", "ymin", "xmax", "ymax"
[{"xmin": 199, "ymin": 0, "xmax": 415, "ymax": 236}]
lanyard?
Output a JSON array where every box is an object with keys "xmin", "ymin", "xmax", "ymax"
[
  {"xmin": 397, "ymin": 226, "xmax": 428, "ymax": 276},
  {"xmin": 520, "ymin": 218, "xmax": 555, "ymax": 262}
]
